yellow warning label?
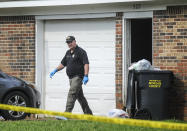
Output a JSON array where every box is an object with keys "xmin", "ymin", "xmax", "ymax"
[{"xmin": 149, "ymin": 80, "xmax": 161, "ymax": 88}]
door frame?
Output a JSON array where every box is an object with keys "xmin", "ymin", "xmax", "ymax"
[
  {"xmin": 122, "ymin": 11, "xmax": 153, "ymax": 105},
  {"xmin": 35, "ymin": 13, "xmax": 116, "ymax": 110}
]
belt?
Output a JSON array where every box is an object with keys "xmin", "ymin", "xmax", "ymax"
[{"xmin": 69, "ymin": 75, "xmax": 83, "ymax": 79}]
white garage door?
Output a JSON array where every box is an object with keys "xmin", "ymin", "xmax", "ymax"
[{"xmin": 44, "ymin": 18, "xmax": 115, "ymax": 116}]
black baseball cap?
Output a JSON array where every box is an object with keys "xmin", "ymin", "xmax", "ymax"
[{"xmin": 66, "ymin": 36, "xmax": 75, "ymax": 43}]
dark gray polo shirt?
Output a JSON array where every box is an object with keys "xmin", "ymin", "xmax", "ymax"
[{"xmin": 61, "ymin": 46, "xmax": 89, "ymax": 79}]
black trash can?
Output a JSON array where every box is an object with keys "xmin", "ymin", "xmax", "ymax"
[{"xmin": 126, "ymin": 70, "xmax": 173, "ymax": 120}]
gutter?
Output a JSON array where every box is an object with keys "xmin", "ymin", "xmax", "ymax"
[{"xmin": 0, "ymin": 0, "xmax": 152, "ymax": 8}]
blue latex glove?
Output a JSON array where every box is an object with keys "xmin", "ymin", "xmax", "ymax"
[
  {"xmin": 82, "ymin": 75, "xmax": 89, "ymax": 85},
  {"xmin": 50, "ymin": 69, "xmax": 58, "ymax": 78}
]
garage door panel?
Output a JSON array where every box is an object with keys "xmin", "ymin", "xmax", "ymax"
[
  {"xmin": 46, "ymin": 92, "xmax": 69, "ymax": 97},
  {"xmin": 46, "ymin": 34, "xmax": 115, "ymax": 42},
  {"xmin": 45, "ymin": 19, "xmax": 115, "ymax": 42},
  {"xmin": 46, "ymin": 42, "xmax": 115, "ymax": 61},
  {"xmin": 89, "ymin": 67, "xmax": 115, "ymax": 75},
  {"xmin": 46, "ymin": 84, "xmax": 69, "ymax": 90},
  {"xmin": 82, "ymin": 42, "xmax": 114, "ymax": 48},
  {"xmin": 79, "ymin": 42, "xmax": 115, "ymax": 48},
  {"xmin": 90, "ymin": 62, "xmax": 115, "ymax": 69},
  {"xmin": 48, "ymin": 62, "xmax": 62, "ymax": 71},
  {"xmin": 89, "ymin": 58, "xmax": 114, "ymax": 62},
  {"xmin": 46, "ymin": 72, "xmax": 68, "ymax": 80},
  {"xmin": 83, "ymin": 86, "xmax": 115, "ymax": 93},
  {"xmin": 44, "ymin": 18, "xmax": 115, "ymax": 116},
  {"xmin": 45, "ymin": 98, "xmax": 67, "ymax": 111},
  {"xmin": 73, "ymin": 101, "xmax": 84, "ymax": 113},
  {"xmin": 45, "ymin": 41, "xmax": 67, "ymax": 47},
  {"xmin": 45, "ymin": 43, "xmax": 67, "ymax": 61},
  {"xmin": 88, "ymin": 53, "xmax": 114, "ymax": 61},
  {"xmin": 88, "ymin": 77, "xmax": 114, "ymax": 88},
  {"xmin": 46, "ymin": 91, "xmax": 68, "ymax": 98},
  {"xmin": 84, "ymin": 93, "xmax": 115, "ymax": 99},
  {"xmin": 88, "ymin": 100, "xmax": 115, "ymax": 115},
  {"xmin": 46, "ymin": 47, "xmax": 66, "ymax": 58}
]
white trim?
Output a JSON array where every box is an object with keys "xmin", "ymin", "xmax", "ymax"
[
  {"xmin": 122, "ymin": 17, "xmax": 125, "ymax": 105},
  {"xmin": 35, "ymin": 19, "xmax": 45, "ymax": 110},
  {"xmin": 0, "ymin": 3, "xmax": 166, "ymax": 16},
  {"xmin": 122, "ymin": 18, "xmax": 124, "ymax": 106},
  {"xmin": 123, "ymin": 11, "xmax": 153, "ymax": 18},
  {"xmin": 0, "ymin": 0, "xmax": 187, "ymax": 9},
  {"xmin": 122, "ymin": 11, "xmax": 153, "ymax": 107},
  {"xmin": 123, "ymin": 19, "xmax": 131, "ymax": 106},
  {"xmin": 0, "ymin": 0, "xmax": 151, "ymax": 8},
  {"xmin": 35, "ymin": 13, "xmax": 116, "ymax": 20}
]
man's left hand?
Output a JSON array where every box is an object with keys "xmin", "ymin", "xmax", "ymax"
[{"xmin": 82, "ymin": 75, "xmax": 89, "ymax": 85}]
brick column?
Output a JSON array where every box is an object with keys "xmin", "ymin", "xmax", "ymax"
[
  {"xmin": 116, "ymin": 12, "xmax": 123, "ymax": 109},
  {"xmin": 153, "ymin": 6, "xmax": 187, "ymax": 120},
  {"xmin": 0, "ymin": 16, "xmax": 35, "ymax": 83}
]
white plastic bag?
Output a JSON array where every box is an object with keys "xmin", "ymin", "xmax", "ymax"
[
  {"xmin": 128, "ymin": 59, "xmax": 153, "ymax": 70},
  {"xmin": 55, "ymin": 116, "xmax": 68, "ymax": 120},
  {"xmin": 107, "ymin": 109, "xmax": 129, "ymax": 118}
]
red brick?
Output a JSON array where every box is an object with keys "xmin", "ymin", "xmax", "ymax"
[
  {"xmin": 0, "ymin": 16, "xmax": 35, "ymax": 83},
  {"xmin": 115, "ymin": 12, "xmax": 123, "ymax": 108},
  {"xmin": 153, "ymin": 6, "xmax": 187, "ymax": 120}
]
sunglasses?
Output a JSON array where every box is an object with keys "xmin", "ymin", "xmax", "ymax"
[{"xmin": 67, "ymin": 41, "xmax": 73, "ymax": 44}]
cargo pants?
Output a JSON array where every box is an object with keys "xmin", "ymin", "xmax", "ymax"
[{"xmin": 65, "ymin": 76, "xmax": 93, "ymax": 115}]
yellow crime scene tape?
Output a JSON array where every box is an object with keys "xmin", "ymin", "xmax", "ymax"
[{"xmin": 0, "ymin": 104, "xmax": 187, "ymax": 130}]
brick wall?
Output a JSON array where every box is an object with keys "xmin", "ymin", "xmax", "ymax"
[
  {"xmin": 116, "ymin": 6, "xmax": 187, "ymax": 120},
  {"xmin": 153, "ymin": 6, "xmax": 187, "ymax": 120},
  {"xmin": 116, "ymin": 12, "xmax": 123, "ymax": 109},
  {"xmin": 0, "ymin": 16, "xmax": 35, "ymax": 83}
]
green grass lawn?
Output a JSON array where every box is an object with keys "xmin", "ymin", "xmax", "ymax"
[{"xmin": 0, "ymin": 119, "xmax": 181, "ymax": 131}]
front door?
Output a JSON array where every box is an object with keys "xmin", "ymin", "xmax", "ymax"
[{"xmin": 124, "ymin": 15, "xmax": 153, "ymax": 105}]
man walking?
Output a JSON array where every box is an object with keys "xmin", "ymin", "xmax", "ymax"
[{"xmin": 50, "ymin": 36, "xmax": 93, "ymax": 115}]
